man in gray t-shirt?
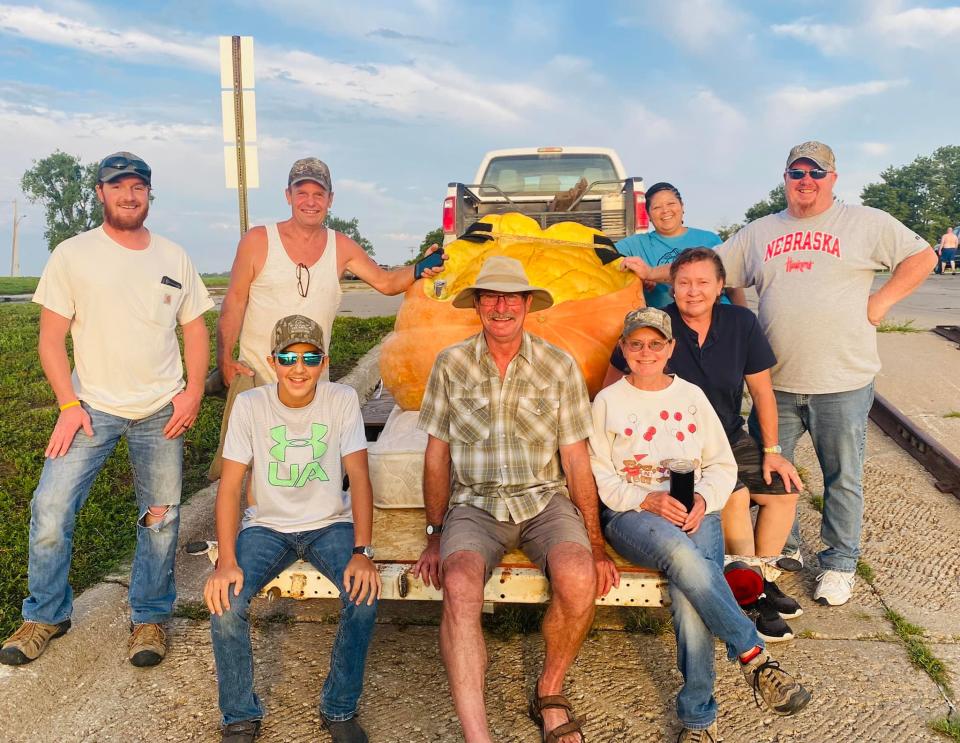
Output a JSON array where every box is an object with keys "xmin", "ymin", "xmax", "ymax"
[{"xmin": 621, "ymin": 141, "xmax": 937, "ymax": 607}]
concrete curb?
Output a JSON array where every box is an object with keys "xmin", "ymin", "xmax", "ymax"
[{"xmin": 336, "ymin": 341, "xmax": 384, "ymax": 405}]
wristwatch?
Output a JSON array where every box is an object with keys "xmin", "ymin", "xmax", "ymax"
[
  {"xmin": 426, "ymin": 523, "xmax": 443, "ymax": 536},
  {"xmin": 762, "ymin": 445, "xmax": 783, "ymax": 454},
  {"xmin": 352, "ymin": 545, "xmax": 374, "ymax": 559}
]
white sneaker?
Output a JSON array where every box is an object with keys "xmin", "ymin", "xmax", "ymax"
[{"xmin": 814, "ymin": 570, "xmax": 855, "ymax": 606}]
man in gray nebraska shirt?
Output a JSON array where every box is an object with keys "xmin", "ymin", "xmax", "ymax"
[{"xmin": 622, "ymin": 141, "xmax": 937, "ymax": 607}]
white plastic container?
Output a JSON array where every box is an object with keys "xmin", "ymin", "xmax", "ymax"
[{"xmin": 368, "ymin": 406, "xmax": 427, "ymax": 509}]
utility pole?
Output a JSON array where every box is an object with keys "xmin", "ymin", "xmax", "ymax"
[{"xmin": 10, "ymin": 199, "xmax": 25, "ymax": 277}]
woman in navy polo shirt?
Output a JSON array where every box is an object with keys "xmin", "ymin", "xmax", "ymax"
[{"xmin": 606, "ymin": 248, "xmax": 804, "ymax": 642}]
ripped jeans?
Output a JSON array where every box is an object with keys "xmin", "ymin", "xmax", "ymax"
[{"xmin": 22, "ymin": 401, "xmax": 182, "ymax": 626}]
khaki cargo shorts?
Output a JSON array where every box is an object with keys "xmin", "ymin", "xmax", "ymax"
[{"xmin": 440, "ymin": 493, "xmax": 591, "ymax": 581}]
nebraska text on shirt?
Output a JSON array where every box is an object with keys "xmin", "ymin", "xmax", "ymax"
[{"xmin": 764, "ymin": 231, "xmax": 842, "ymax": 262}]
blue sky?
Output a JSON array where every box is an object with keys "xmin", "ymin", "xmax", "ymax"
[{"xmin": 1, "ymin": 0, "xmax": 958, "ymax": 275}]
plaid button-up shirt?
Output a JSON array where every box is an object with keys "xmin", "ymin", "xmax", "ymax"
[{"xmin": 417, "ymin": 331, "xmax": 593, "ymax": 522}]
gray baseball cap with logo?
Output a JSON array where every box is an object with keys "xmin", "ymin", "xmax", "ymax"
[
  {"xmin": 288, "ymin": 157, "xmax": 332, "ymax": 190},
  {"xmin": 272, "ymin": 314, "xmax": 325, "ymax": 355},
  {"xmin": 786, "ymin": 141, "xmax": 836, "ymax": 172},
  {"xmin": 622, "ymin": 307, "xmax": 673, "ymax": 341}
]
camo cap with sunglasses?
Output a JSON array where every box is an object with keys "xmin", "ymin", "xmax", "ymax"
[
  {"xmin": 97, "ymin": 151, "xmax": 152, "ymax": 186},
  {"xmin": 785, "ymin": 141, "xmax": 836, "ymax": 172},
  {"xmin": 271, "ymin": 314, "xmax": 325, "ymax": 355},
  {"xmin": 621, "ymin": 307, "xmax": 673, "ymax": 341}
]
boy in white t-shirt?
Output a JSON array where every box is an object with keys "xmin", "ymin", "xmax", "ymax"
[{"xmin": 204, "ymin": 314, "xmax": 380, "ymax": 743}]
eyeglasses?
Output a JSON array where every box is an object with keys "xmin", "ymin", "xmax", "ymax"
[
  {"xmin": 623, "ymin": 339, "xmax": 669, "ymax": 352},
  {"xmin": 786, "ymin": 168, "xmax": 830, "ymax": 180},
  {"xmin": 99, "ymin": 155, "xmax": 152, "ymax": 181},
  {"xmin": 477, "ymin": 292, "xmax": 526, "ymax": 307},
  {"xmin": 275, "ymin": 351, "xmax": 325, "ymax": 367},
  {"xmin": 296, "ymin": 262, "xmax": 310, "ymax": 298}
]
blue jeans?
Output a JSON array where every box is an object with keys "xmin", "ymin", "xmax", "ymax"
[
  {"xmin": 22, "ymin": 402, "xmax": 182, "ymax": 625},
  {"xmin": 602, "ymin": 509, "xmax": 761, "ymax": 730},
  {"xmin": 750, "ymin": 382, "xmax": 874, "ymax": 573},
  {"xmin": 210, "ymin": 523, "xmax": 377, "ymax": 725}
]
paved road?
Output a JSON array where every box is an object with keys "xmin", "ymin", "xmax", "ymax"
[{"xmin": 741, "ymin": 273, "xmax": 960, "ymax": 329}]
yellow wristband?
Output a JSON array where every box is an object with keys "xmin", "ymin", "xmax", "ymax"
[{"xmin": 59, "ymin": 400, "xmax": 81, "ymax": 412}]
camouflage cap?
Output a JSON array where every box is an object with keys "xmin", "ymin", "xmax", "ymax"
[
  {"xmin": 288, "ymin": 157, "xmax": 332, "ymax": 190},
  {"xmin": 271, "ymin": 314, "xmax": 325, "ymax": 355},
  {"xmin": 786, "ymin": 141, "xmax": 836, "ymax": 172},
  {"xmin": 622, "ymin": 307, "xmax": 673, "ymax": 341}
]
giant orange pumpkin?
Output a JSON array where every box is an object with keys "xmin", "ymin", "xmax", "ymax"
[{"xmin": 380, "ymin": 214, "xmax": 645, "ymax": 410}]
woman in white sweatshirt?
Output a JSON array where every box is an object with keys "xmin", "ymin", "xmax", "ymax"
[{"xmin": 588, "ymin": 307, "xmax": 810, "ymax": 742}]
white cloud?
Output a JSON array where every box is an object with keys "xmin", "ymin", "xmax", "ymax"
[
  {"xmin": 861, "ymin": 142, "xmax": 891, "ymax": 156},
  {"xmin": 620, "ymin": 103, "xmax": 674, "ymax": 142},
  {"xmin": 774, "ymin": 5, "xmax": 960, "ymax": 56},
  {"xmin": 874, "ymin": 6, "xmax": 960, "ymax": 46},
  {"xmin": 0, "ymin": 4, "xmax": 553, "ymax": 128},
  {"xmin": 690, "ymin": 90, "xmax": 747, "ymax": 131},
  {"xmin": 768, "ymin": 79, "xmax": 907, "ymax": 113},
  {"xmin": 620, "ymin": 0, "xmax": 751, "ymax": 51},
  {"xmin": 0, "ymin": 5, "xmax": 217, "ymax": 69},
  {"xmin": 771, "ymin": 20, "xmax": 853, "ymax": 56}
]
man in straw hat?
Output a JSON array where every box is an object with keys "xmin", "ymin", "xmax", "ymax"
[{"xmin": 413, "ymin": 256, "xmax": 619, "ymax": 743}]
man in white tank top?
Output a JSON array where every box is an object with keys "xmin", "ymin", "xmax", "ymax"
[{"xmin": 210, "ymin": 158, "xmax": 445, "ymax": 479}]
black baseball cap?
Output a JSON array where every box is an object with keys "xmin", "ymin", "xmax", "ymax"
[{"xmin": 97, "ymin": 152, "xmax": 152, "ymax": 186}]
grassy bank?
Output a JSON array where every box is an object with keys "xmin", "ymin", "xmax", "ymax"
[
  {"xmin": 0, "ymin": 276, "xmax": 232, "ymax": 295},
  {"xmin": 0, "ymin": 304, "xmax": 393, "ymax": 639}
]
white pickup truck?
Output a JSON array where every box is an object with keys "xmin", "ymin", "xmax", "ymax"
[{"xmin": 441, "ymin": 146, "xmax": 649, "ymax": 244}]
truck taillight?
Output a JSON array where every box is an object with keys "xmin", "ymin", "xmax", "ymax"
[
  {"xmin": 634, "ymin": 192, "xmax": 649, "ymax": 232},
  {"xmin": 442, "ymin": 196, "xmax": 455, "ymax": 233}
]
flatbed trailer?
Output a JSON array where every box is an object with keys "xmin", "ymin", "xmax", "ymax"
[{"xmin": 196, "ymin": 387, "xmax": 669, "ymax": 608}]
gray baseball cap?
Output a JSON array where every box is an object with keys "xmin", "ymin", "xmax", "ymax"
[
  {"xmin": 271, "ymin": 314, "xmax": 325, "ymax": 355},
  {"xmin": 622, "ymin": 307, "xmax": 673, "ymax": 341},
  {"xmin": 786, "ymin": 141, "xmax": 836, "ymax": 172},
  {"xmin": 97, "ymin": 152, "xmax": 152, "ymax": 186},
  {"xmin": 288, "ymin": 157, "xmax": 332, "ymax": 190}
]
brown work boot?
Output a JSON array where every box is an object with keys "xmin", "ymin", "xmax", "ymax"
[
  {"xmin": 677, "ymin": 721, "xmax": 718, "ymax": 742},
  {"xmin": 740, "ymin": 649, "xmax": 812, "ymax": 715},
  {"xmin": 128, "ymin": 622, "xmax": 167, "ymax": 667},
  {"xmin": 0, "ymin": 619, "xmax": 71, "ymax": 665}
]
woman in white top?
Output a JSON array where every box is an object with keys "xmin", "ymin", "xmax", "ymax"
[{"xmin": 588, "ymin": 307, "xmax": 811, "ymax": 741}]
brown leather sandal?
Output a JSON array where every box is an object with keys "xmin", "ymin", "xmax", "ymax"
[{"xmin": 528, "ymin": 691, "xmax": 586, "ymax": 743}]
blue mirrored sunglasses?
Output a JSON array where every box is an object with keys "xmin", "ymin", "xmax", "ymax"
[{"xmin": 275, "ymin": 351, "xmax": 324, "ymax": 367}]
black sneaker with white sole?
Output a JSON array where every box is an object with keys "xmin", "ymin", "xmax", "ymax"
[
  {"xmin": 747, "ymin": 596, "xmax": 794, "ymax": 642},
  {"xmin": 762, "ymin": 580, "xmax": 803, "ymax": 619}
]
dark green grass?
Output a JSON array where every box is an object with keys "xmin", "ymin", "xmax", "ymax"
[
  {"xmin": 0, "ymin": 276, "xmax": 232, "ymax": 295},
  {"xmin": 0, "ymin": 277, "xmax": 39, "ymax": 294},
  {"xmin": 930, "ymin": 716, "xmax": 960, "ymax": 741},
  {"xmin": 0, "ymin": 305, "xmax": 392, "ymax": 639}
]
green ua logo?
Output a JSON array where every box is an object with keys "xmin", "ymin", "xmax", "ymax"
[{"xmin": 267, "ymin": 423, "xmax": 329, "ymax": 487}]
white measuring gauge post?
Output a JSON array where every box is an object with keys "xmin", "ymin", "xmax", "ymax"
[{"xmin": 220, "ymin": 36, "xmax": 259, "ymax": 233}]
